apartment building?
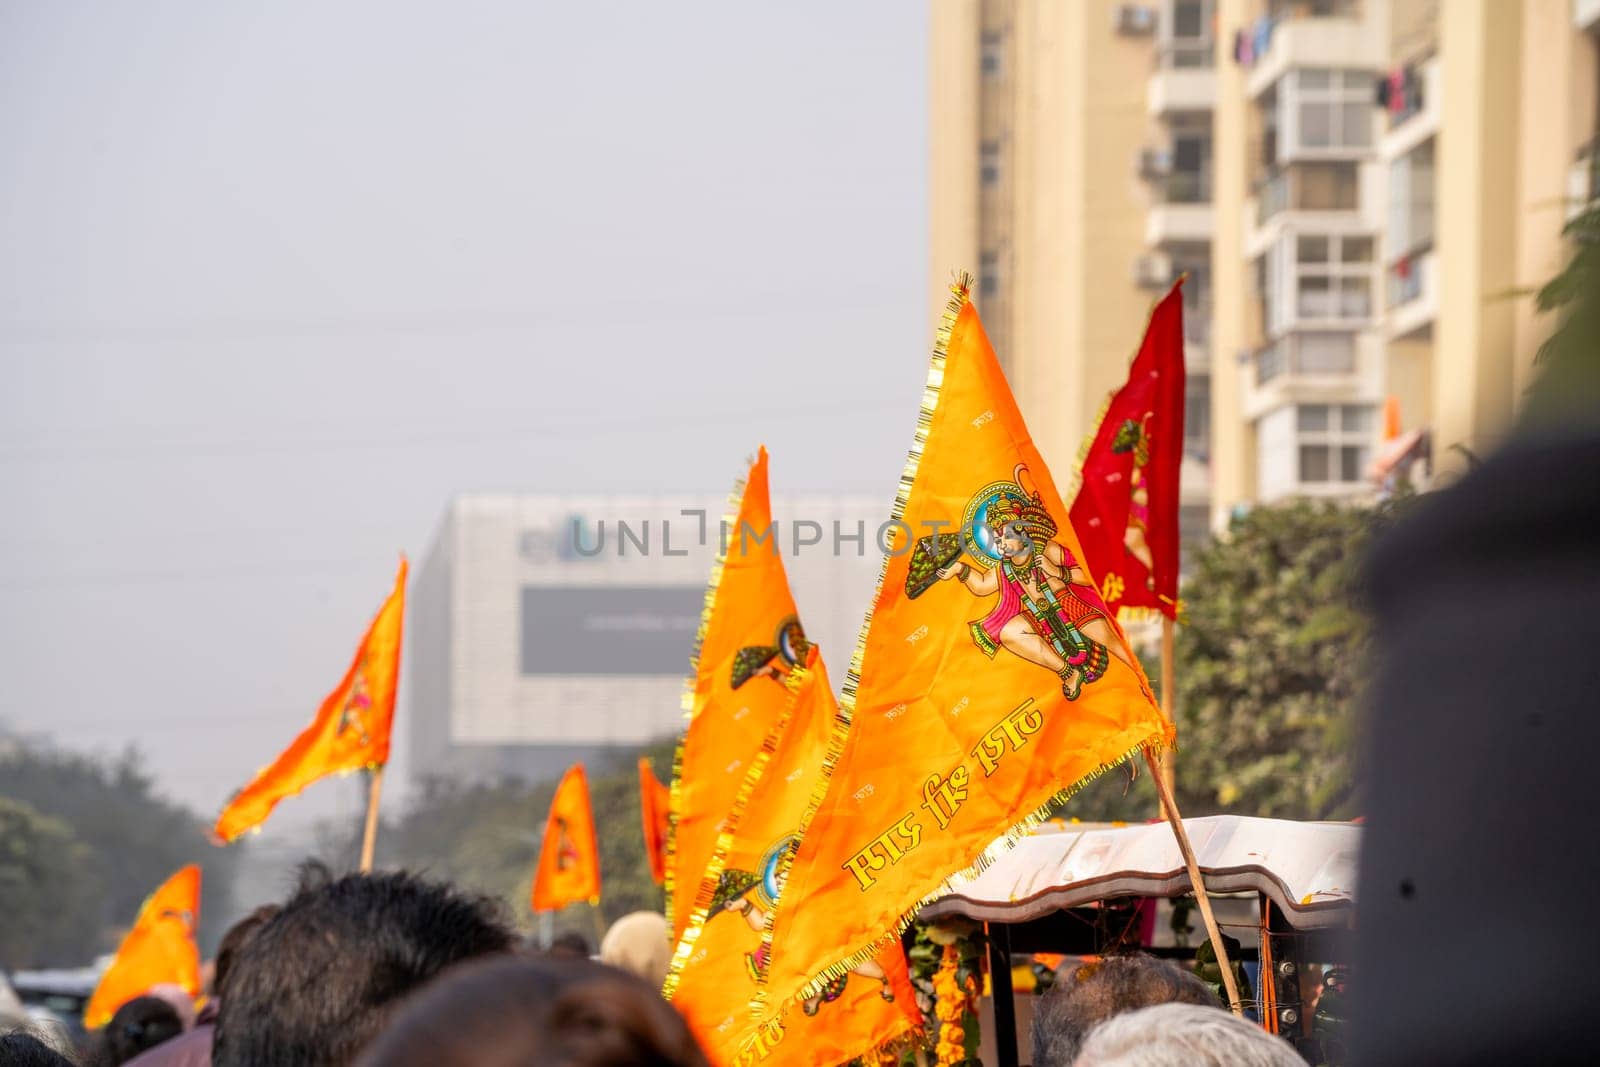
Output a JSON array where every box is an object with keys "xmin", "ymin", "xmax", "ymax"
[{"xmin": 931, "ymin": 0, "xmax": 1600, "ymax": 531}]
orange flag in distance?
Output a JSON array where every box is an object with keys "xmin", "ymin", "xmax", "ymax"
[
  {"xmin": 752, "ymin": 279, "xmax": 1172, "ymax": 1022},
  {"xmin": 214, "ymin": 559, "xmax": 407, "ymax": 843},
  {"xmin": 664, "ymin": 650, "xmax": 920, "ymax": 1066},
  {"xmin": 84, "ymin": 865, "xmax": 202, "ymax": 1029},
  {"xmin": 640, "ymin": 757, "xmax": 672, "ymax": 886},
  {"xmin": 668, "ymin": 447, "xmax": 809, "ymax": 943},
  {"xmin": 532, "ymin": 763, "xmax": 602, "ymax": 912}
]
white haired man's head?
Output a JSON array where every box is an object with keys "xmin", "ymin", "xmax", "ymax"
[{"xmin": 1072, "ymin": 1003, "xmax": 1305, "ymax": 1067}]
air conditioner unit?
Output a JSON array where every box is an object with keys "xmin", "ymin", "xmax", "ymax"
[
  {"xmin": 1137, "ymin": 146, "xmax": 1173, "ymax": 179},
  {"xmin": 1112, "ymin": 4, "xmax": 1157, "ymax": 36},
  {"xmin": 1134, "ymin": 252, "xmax": 1174, "ymax": 289}
]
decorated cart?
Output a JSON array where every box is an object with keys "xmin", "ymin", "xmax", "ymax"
[{"xmin": 912, "ymin": 815, "xmax": 1358, "ymax": 1066}]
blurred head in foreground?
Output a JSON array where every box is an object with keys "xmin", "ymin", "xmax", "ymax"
[
  {"xmin": 1073, "ymin": 1003, "xmax": 1305, "ymax": 1067},
  {"xmin": 355, "ymin": 954, "xmax": 709, "ymax": 1067},
  {"xmin": 212, "ymin": 864, "xmax": 515, "ymax": 1067}
]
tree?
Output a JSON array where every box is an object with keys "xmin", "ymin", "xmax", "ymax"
[
  {"xmin": 1161, "ymin": 498, "xmax": 1394, "ymax": 821},
  {"xmin": 0, "ymin": 797, "xmax": 103, "ymax": 969},
  {"xmin": 0, "ymin": 743, "xmax": 240, "ymax": 963}
]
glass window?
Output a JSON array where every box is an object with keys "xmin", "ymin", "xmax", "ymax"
[
  {"xmin": 1298, "ymin": 69, "xmax": 1332, "ymax": 90},
  {"xmin": 1298, "ymin": 236, "xmax": 1329, "ymax": 263},
  {"xmin": 980, "ymin": 141, "xmax": 1001, "ymax": 186},
  {"xmin": 1173, "ymin": 0, "xmax": 1205, "ymax": 38},
  {"xmin": 1341, "ymin": 102, "xmax": 1371, "ymax": 147},
  {"xmin": 1298, "ymin": 405, "xmax": 1331, "ymax": 432},
  {"xmin": 1298, "ymin": 275, "xmax": 1333, "ymax": 318},
  {"xmin": 1340, "ymin": 405, "xmax": 1373, "ymax": 432},
  {"xmin": 1341, "ymin": 236, "xmax": 1373, "ymax": 262},
  {"xmin": 1340, "ymin": 445, "xmax": 1367, "ymax": 482},
  {"xmin": 1339, "ymin": 276, "xmax": 1371, "ymax": 317},
  {"xmin": 1298, "ymin": 334, "xmax": 1355, "ymax": 374},
  {"xmin": 1300, "ymin": 102, "xmax": 1332, "ymax": 147},
  {"xmin": 981, "ymin": 32, "xmax": 1003, "ymax": 77},
  {"xmin": 1300, "ymin": 445, "xmax": 1332, "ymax": 482}
]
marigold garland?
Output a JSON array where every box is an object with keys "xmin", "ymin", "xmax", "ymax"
[{"xmin": 931, "ymin": 942, "xmax": 977, "ymax": 1066}]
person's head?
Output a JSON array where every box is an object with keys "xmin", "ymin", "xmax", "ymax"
[
  {"xmin": 211, "ymin": 903, "xmax": 281, "ymax": 999},
  {"xmin": 1031, "ymin": 954, "xmax": 1220, "ymax": 1067},
  {"xmin": 1072, "ymin": 1002, "xmax": 1306, "ymax": 1066},
  {"xmin": 99, "ymin": 996, "xmax": 184, "ymax": 1066},
  {"xmin": 597, "ymin": 911, "xmax": 670, "ymax": 989},
  {"xmin": 548, "ymin": 931, "xmax": 593, "ymax": 959},
  {"xmin": 211, "ymin": 864, "xmax": 516, "ymax": 1067},
  {"xmin": 353, "ymin": 955, "xmax": 709, "ymax": 1067},
  {"xmin": 0, "ymin": 1030, "xmax": 78, "ymax": 1067}
]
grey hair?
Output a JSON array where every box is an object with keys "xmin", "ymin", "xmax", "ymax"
[{"xmin": 1072, "ymin": 1003, "xmax": 1306, "ymax": 1067}]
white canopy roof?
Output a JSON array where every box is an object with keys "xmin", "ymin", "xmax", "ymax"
[{"xmin": 920, "ymin": 815, "xmax": 1359, "ymax": 930}]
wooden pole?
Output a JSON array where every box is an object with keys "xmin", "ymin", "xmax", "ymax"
[
  {"xmin": 985, "ymin": 922, "xmax": 1020, "ymax": 1067},
  {"xmin": 358, "ymin": 765, "xmax": 385, "ymax": 873},
  {"xmin": 590, "ymin": 901, "xmax": 608, "ymax": 950},
  {"xmin": 1159, "ymin": 616, "xmax": 1177, "ymax": 819},
  {"xmin": 1145, "ymin": 750, "xmax": 1243, "ymax": 1015}
]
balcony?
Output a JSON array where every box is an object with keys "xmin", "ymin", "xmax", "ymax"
[
  {"xmin": 1254, "ymin": 162, "xmax": 1359, "ymax": 226},
  {"xmin": 1385, "ymin": 248, "xmax": 1437, "ymax": 341},
  {"xmin": 1245, "ymin": 10, "xmax": 1384, "ymax": 101},
  {"xmin": 1378, "ymin": 56, "xmax": 1440, "ymax": 164},
  {"xmin": 1146, "ymin": 202, "xmax": 1213, "ymax": 246},
  {"xmin": 1147, "ymin": 42, "xmax": 1216, "ymax": 116},
  {"xmin": 1242, "ymin": 331, "xmax": 1381, "ymax": 423}
]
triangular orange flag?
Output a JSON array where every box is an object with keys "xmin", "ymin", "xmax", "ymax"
[
  {"xmin": 532, "ymin": 764, "xmax": 602, "ymax": 912},
  {"xmin": 752, "ymin": 279, "xmax": 1171, "ymax": 1022},
  {"xmin": 84, "ymin": 865, "xmax": 202, "ymax": 1029},
  {"xmin": 665, "ymin": 649, "xmax": 920, "ymax": 1066},
  {"xmin": 668, "ymin": 447, "xmax": 807, "ymax": 943},
  {"xmin": 214, "ymin": 560, "xmax": 407, "ymax": 843},
  {"xmin": 639, "ymin": 757, "xmax": 672, "ymax": 886}
]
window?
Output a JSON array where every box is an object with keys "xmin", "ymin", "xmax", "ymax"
[
  {"xmin": 981, "ymin": 31, "xmax": 1003, "ymax": 77},
  {"xmin": 1293, "ymin": 232, "xmax": 1373, "ymax": 322},
  {"xmin": 979, "ymin": 250, "xmax": 1001, "ymax": 300},
  {"xmin": 1168, "ymin": 129, "xmax": 1212, "ymax": 202},
  {"xmin": 1296, "ymin": 403, "xmax": 1374, "ymax": 485},
  {"xmin": 980, "ymin": 141, "xmax": 1001, "ymax": 186},
  {"xmin": 1279, "ymin": 69, "xmax": 1374, "ymax": 159},
  {"xmin": 1185, "ymin": 374, "xmax": 1211, "ymax": 460}
]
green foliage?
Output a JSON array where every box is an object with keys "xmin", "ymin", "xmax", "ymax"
[
  {"xmin": 1167, "ymin": 498, "xmax": 1396, "ymax": 820},
  {"xmin": 0, "ymin": 742, "xmax": 238, "ymax": 966},
  {"xmin": 1522, "ymin": 200, "xmax": 1600, "ymax": 434},
  {"xmin": 0, "ymin": 797, "xmax": 103, "ymax": 968},
  {"xmin": 366, "ymin": 740, "xmax": 678, "ymax": 941}
]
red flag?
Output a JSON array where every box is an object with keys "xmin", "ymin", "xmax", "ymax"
[
  {"xmin": 1069, "ymin": 281, "xmax": 1186, "ymax": 620},
  {"xmin": 639, "ymin": 758, "xmax": 671, "ymax": 886}
]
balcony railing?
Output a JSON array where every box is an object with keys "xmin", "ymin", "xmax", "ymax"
[
  {"xmin": 1162, "ymin": 169, "xmax": 1213, "ymax": 204},
  {"xmin": 1255, "ymin": 162, "xmax": 1360, "ymax": 225},
  {"xmin": 1157, "ymin": 40, "xmax": 1215, "ymax": 70},
  {"xmin": 1385, "ymin": 245, "xmax": 1431, "ymax": 310},
  {"xmin": 1253, "ymin": 333, "xmax": 1357, "ymax": 387}
]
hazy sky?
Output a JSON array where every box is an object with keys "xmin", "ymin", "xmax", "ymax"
[{"xmin": 0, "ymin": 1, "xmax": 929, "ymax": 831}]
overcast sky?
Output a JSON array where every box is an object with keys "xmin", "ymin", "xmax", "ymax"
[{"xmin": 0, "ymin": 1, "xmax": 929, "ymax": 832}]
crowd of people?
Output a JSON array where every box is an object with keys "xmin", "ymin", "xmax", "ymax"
[{"xmin": 0, "ymin": 862, "xmax": 1311, "ymax": 1067}]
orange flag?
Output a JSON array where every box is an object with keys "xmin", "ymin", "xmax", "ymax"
[
  {"xmin": 664, "ymin": 650, "xmax": 920, "ymax": 1066},
  {"xmin": 668, "ymin": 447, "xmax": 808, "ymax": 943},
  {"xmin": 752, "ymin": 279, "xmax": 1171, "ymax": 1021},
  {"xmin": 214, "ymin": 560, "xmax": 407, "ymax": 843},
  {"xmin": 531, "ymin": 763, "xmax": 602, "ymax": 912},
  {"xmin": 640, "ymin": 758, "xmax": 672, "ymax": 886},
  {"xmin": 84, "ymin": 865, "xmax": 202, "ymax": 1029}
]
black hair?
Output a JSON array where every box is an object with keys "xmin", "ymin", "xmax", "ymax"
[
  {"xmin": 96, "ymin": 996, "xmax": 184, "ymax": 1066},
  {"xmin": 211, "ymin": 863, "xmax": 516, "ymax": 1067},
  {"xmin": 354, "ymin": 954, "xmax": 709, "ymax": 1067},
  {"xmin": 0, "ymin": 1030, "xmax": 78, "ymax": 1067},
  {"xmin": 1030, "ymin": 953, "xmax": 1222, "ymax": 1067}
]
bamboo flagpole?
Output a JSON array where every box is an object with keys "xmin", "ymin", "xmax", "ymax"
[
  {"xmin": 358, "ymin": 766, "xmax": 385, "ymax": 873},
  {"xmin": 1158, "ymin": 616, "xmax": 1178, "ymax": 819},
  {"xmin": 1145, "ymin": 749, "xmax": 1242, "ymax": 1014}
]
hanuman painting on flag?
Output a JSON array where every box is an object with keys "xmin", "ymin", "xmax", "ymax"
[
  {"xmin": 709, "ymin": 834, "xmax": 894, "ymax": 1015},
  {"xmin": 910, "ymin": 464, "xmax": 1137, "ymax": 700}
]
